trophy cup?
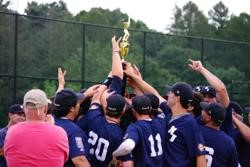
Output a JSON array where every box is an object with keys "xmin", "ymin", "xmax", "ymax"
[{"xmin": 119, "ymin": 17, "xmax": 130, "ymax": 61}]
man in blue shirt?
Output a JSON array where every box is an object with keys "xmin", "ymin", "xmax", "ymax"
[
  {"xmin": 0, "ymin": 104, "xmax": 25, "ymax": 167},
  {"xmin": 77, "ymin": 91, "xmax": 128, "ymax": 167},
  {"xmin": 54, "ymin": 89, "xmax": 90, "ymax": 167},
  {"xmin": 200, "ymin": 102, "xmax": 239, "ymax": 167},
  {"xmin": 77, "ymin": 36, "xmax": 131, "ymax": 167},
  {"xmin": 189, "ymin": 59, "xmax": 234, "ymax": 139},
  {"xmin": 165, "ymin": 82, "xmax": 206, "ymax": 167},
  {"xmin": 113, "ymin": 95, "xmax": 166, "ymax": 167}
]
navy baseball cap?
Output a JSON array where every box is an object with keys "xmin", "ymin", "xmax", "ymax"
[
  {"xmin": 106, "ymin": 94, "xmax": 126, "ymax": 114},
  {"xmin": 9, "ymin": 104, "xmax": 24, "ymax": 114},
  {"xmin": 54, "ymin": 88, "xmax": 84, "ymax": 108},
  {"xmin": 200, "ymin": 102, "xmax": 226, "ymax": 125},
  {"xmin": 201, "ymin": 86, "xmax": 216, "ymax": 97},
  {"xmin": 171, "ymin": 82, "xmax": 193, "ymax": 109},
  {"xmin": 131, "ymin": 95, "xmax": 151, "ymax": 115}
]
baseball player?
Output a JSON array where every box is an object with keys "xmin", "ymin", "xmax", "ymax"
[
  {"xmin": 200, "ymin": 102, "xmax": 239, "ymax": 167},
  {"xmin": 113, "ymin": 95, "xmax": 166, "ymax": 167}
]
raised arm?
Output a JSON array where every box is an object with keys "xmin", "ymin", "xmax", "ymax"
[
  {"xmin": 112, "ymin": 36, "xmax": 123, "ymax": 79},
  {"xmin": 232, "ymin": 113, "xmax": 250, "ymax": 142},
  {"xmin": 188, "ymin": 59, "xmax": 229, "ymax": 107}
]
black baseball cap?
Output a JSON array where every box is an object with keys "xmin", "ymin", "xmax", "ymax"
[
  {"xmin": 54, "ymin": 89, "xmax": 84, "ymax": 107},
  {"xmin": 131, "ymin": 95, "xmax": 151, "ymax": 115},
  {"xmin": 106, "ymin": 94, "xmax": 126, "ymax": 114},
  {"xmin": 171, "ymin": 82, "xmax": 193, "ymax": 109},
  {"xmin": 200, "ymin": 102, "xmax": 226, "ymax": 125},
  {"xmin": 201, "ymin": 86, "xmax": 216, "ymax": 97},
  {"xmin": 9, "ymin": 104, "xmax": 24, "ymax": 114}
]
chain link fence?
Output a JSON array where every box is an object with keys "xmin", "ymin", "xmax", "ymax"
[{"xmin": 0, "ymin": 12, "xmax": 249, "ymax": 126}]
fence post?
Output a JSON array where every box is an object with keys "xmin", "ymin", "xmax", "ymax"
[
  {"xmin": 13, "ymin": 13, "xmax": 18, "ymax": 103},
  {"xmin": 142, "ymin": 31, "xmax": 146, "ymax": 79},
  {"xmin": 81, "ymin": 24, "xmax": 86, "ymax": 89}
]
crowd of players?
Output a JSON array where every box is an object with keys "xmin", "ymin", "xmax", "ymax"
[{"xmin": 0, "ymin": 36, "xmax": 250, "ymax": 167}]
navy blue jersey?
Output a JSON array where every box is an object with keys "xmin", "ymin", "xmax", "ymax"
[
  {"xmin": 55, "ymin": 117, "xmax": 89, "ymax": 167},
  {"xmin": 166, "ymin": 114, "xmax": 205, "ymax": 167},
  {"xmin": 123, "ymin": 114, "xmax": 166, "ymax": 167},
  {"xmin": 234, "ymin": 129, "xmax": 250, "ymax": 167},
  {"xmin": 200, "ymin": 125, "xmax": 239, "ymax": 167},
  {"xmin": 220, "ymin": 105, "xmax": 234, "ymax": 139},
  {"xmin": 109, "ymin": 75, "xmax": 124, "ymax": 95},
  {"xmin": 0, "ymin": 127, "xmax": 8, "ymax": 167},
  {"xmin": 159, "ymin": 101, "xmax": 172, "ymax": 120},
  {"xmin": 196, "ymin": 105, "xmax": 235, "ymax": 139},
  {"xmin": 77, "ymin": 104, "xmax": 126, "ymax": 167}
]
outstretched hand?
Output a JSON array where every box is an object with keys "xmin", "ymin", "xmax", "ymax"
[
  {"xmin": 56, "ymin": 67, "xmax": 67, "ymax": 93},
  {"xmin": 188, "ymin": 59, "xmax": 203, "ymax": 72},
  {"xmin": 112, "ymin": 36, "xmax": 122, "ymax": 53},
  {"xmin": 58, "ymin": 67, "xmax": 67, "ymax": 86},
  {"xmin": 84, "ymin": 84, "xmax": 101, "ymax": 98}
]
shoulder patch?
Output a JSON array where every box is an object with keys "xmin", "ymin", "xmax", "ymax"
[{"xmin": 75, "ymin": 137, "xmax": 85, "ymax": 152}]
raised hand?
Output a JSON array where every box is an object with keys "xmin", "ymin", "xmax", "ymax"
[
  {"xmin": 56, "ymin": 67, "xmax": 67, "ymax": 93},
  {"xmin": 84, "ymin": 84, "xmax": 101, "ymax": 98},
  {"xmin": 112, "ymin": 36, "xmax": 122, "ymax": 53},
  {"xmin": 188, "ymin": 59, "xmax": 203, "ymax": 72}
]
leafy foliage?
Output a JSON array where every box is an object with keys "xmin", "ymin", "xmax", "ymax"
[{"xmin": 0, "ymin": 1, "xmax": 250, "ymax": 127}]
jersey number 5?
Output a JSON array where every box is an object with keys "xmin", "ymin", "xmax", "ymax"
[
  {"xmin": 148, "ymin": 133, "xmax": 163, "ymax": 157},
  {"xmin": 88, "ymin": 131, "xmax": 109, "ymax": 161}
]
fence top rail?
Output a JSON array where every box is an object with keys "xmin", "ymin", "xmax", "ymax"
[{"xmin": 1, "ymin": 11, "xmax": 250, "ymax": 46}]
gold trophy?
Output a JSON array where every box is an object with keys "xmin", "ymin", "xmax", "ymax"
[{"xmin": 119, "ymin": 17, "xmax": 130, "ymax": 61}]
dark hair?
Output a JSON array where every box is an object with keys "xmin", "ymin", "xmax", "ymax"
[
  {"xmin": 144, "ymin": 93, "xmax": 160, "ymax": 117},
  {"xmin": 191, "ymin": 92, "xmax": 204, "ymax": 117},
  {"xmin": 120, "ymin": 104, "xmax": 137, "ymax": 131},
  {"xmin": 53, "ymin": 103, "xmax": 77, "ymax": 117},
  {"xmin": 106, "ymin": 110, "xmax": 122, "ymax": 118}
]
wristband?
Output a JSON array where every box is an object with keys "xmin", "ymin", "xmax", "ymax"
[
  {"xmin": 102, "ymin": 77, "xmax": 112, "ymax": 87},
  {"xmin": 113, "ymin": 50, "xmax": 119, "ymax": 53}
]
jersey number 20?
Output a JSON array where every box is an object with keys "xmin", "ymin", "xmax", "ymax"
[{"xmin": 88, "ymin": 131, "xmax": 109, "ymax": 161}]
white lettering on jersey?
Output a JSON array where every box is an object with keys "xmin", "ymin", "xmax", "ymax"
[{"xmin": 168, "ymin": 126, "xmax": 177, "ymax": 142}]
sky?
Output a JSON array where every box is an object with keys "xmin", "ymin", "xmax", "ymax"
[{"xmin": 7, "ymin": 0, "xmax": 250, "ymax": 33}]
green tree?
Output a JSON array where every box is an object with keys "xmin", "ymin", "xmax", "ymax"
[
  {"xmin": 182, "ymin": 1, "xmax": 211, "ymax": 36},
  {"xmin": 25, "ymin": 1, "xmax": 72, "ymax": 19},
  {"xmin": 169, "ymin": 6, "xmax": 185, "ymax": 35},
  {"xmin": 208, "ymin": 1, "xmax": 229, "ymax": 36}
]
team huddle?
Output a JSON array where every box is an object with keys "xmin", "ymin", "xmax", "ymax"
[{"xmin": 0, "ymin": 36, "xmax": 249, "ymax": 167}]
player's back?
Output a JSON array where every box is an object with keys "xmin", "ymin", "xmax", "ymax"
[
  {"xmin": 201, "ymin": 125, "xmax": 239, "ymax": 167},
  {"xmin": 78, "ymin": 105, "xmax": 124, "ymax": 167},
  {"xmin": 127, "ymin": 118, "xmax": 166, "ymax": 167}
]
